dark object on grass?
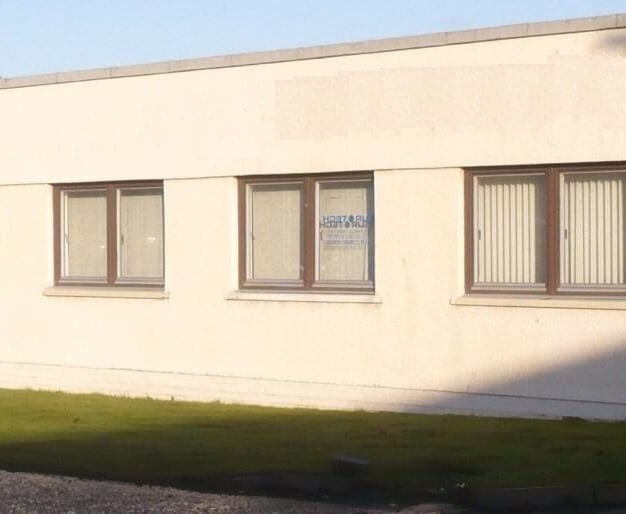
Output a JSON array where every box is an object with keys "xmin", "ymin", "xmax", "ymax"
[
  {"xmin": 561, "ymin": 416, "xmax": 587, "ymax": 422},
  {"xmin": 330, "ymin": 455, "xmax": 370, "ymax": 476}
]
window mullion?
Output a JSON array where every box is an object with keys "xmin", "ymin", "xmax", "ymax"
[
  {"xmin": 106, "ymin": 184, "xmax": 117, "ymax": 286},
  {"xmin": 546, "ymin": 169, "xmax": 559, "ymax": 294},
  {"xmin": 302, "ymin": 178, "xmax": 315, "ymax": 289}
]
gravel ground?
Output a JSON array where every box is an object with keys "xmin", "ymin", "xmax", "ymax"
[
  {"xmin": 4, "ymin": 471, "xmax": 626, "ymax": 514},
  {"xmin": 0, "ymin": 470, "xmax": 461, "ymax": 514}
]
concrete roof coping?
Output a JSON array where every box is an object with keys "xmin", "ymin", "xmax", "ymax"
[{"xmin": 1, "ymin": 13, "xmax": 625, "ymax": 90}]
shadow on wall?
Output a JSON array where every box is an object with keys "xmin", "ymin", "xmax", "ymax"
[
  {"xmin": 3, "ymin": 330, "xmax": 626, "ymax": 421},
  {"xmin": 391, "ymin": 335, "xmax": 626, "ymax": 420}
]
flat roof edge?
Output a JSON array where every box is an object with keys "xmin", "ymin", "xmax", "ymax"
[{"xmin": 2, "ymin": 13, "xmax": 625, "ymax": 90}]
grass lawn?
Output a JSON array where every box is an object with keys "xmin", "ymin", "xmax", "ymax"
[{"xmin": 1, "ymin": 388, "xmax": 626, "ymax": 500}]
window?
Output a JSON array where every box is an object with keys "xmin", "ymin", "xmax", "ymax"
[
  {"xmin": 465, "ymin": 164, "xmax": 626, "ymax": 295},
  {"xmin": 239, "ymin": 173, "xmax": 374, "ymax": 291},
  {"xmin": 54, "ymin": 182, "xmax": 164, "ymax": 287}
]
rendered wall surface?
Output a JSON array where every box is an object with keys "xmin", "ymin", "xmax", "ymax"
[
  {"xmin": 1, "ymin": 24, "xmax": 626, "ymax": 418},
  {"xmin": 1, "ymin": 28, "xmax": 626, "ymax": 185}
]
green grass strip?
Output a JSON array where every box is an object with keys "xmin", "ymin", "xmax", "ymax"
[{"xmin": 1, "ymin": 388, "xmax": 625, "ymax": 496}]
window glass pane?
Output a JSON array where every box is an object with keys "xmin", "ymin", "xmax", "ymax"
[
  {"xmin": 119, "ymin": 188, "xmax": 164, "ymax": 280},
  {"xmin": 63, "ymin": 190, "xmax": 107, "ymax": 279},
  {"xmin": 317, "ymin": 180, "xmax": 374, "ymax": 282},
  {"xmin": 474, "ymin": 175, "xmax": 546, "ymax": 285},
  {"xmin": 560, "ymin": 172, "xmax": 626, "ymax": 287},
  {"xmin": 247, "ymin": 183, "xmax": 302, "ymax": 281}
]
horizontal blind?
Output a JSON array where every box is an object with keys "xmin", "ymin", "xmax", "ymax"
[
  {"xmin": 560, "ymin": 172, "xmax": 626, "ymax": 287},
  {"xmin": 474, "ymin": 175, "xmax": 546, "ymax": 285}
]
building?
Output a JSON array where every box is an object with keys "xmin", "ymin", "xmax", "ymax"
[{"xmin": 2, "ymin": 14, "xmax": 626, "ymax": 419}]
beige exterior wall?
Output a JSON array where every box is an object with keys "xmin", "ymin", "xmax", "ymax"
[
  {"xmin": 2, "ymin": 22, "xmax": 626, "ymax": 418},
  {"xmin": 1, "ymin": 27, "xmax": 626, "ymax": 185}
]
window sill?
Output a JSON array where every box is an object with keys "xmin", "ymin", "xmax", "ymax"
[
  {"xmin": 451, "ymin": 294, "xmax": 626, "ymax": 311},
  {"xmin": 225, "ymin": 291, "xmax": 381, "ymax": 304},
  {"xmin": 43, "ymin": 287, "xmax": 169, "ymax": 300}
]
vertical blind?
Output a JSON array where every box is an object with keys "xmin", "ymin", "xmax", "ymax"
[
  {"xmin": 119, "ymin": 188, "xmax": 164, "ymax": 280},
  {"xmin": 473, "ymin": 175, "xmax": 546, "ymax": 285},
  {"xmin": 248, "ymin": 183, "xmax": 302, "ymax": 280},
  {"xmin": 560, "ymin": 172, "xmax": 626, "ymax": 287},
  {"xmin": 317, "ymin": 181, "xmax": 373, "ymax": 282}
]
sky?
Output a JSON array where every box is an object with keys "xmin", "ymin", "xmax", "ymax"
[{"xmin": 1, "ymin": 0, "xmax": 626, "ymax": 78}]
